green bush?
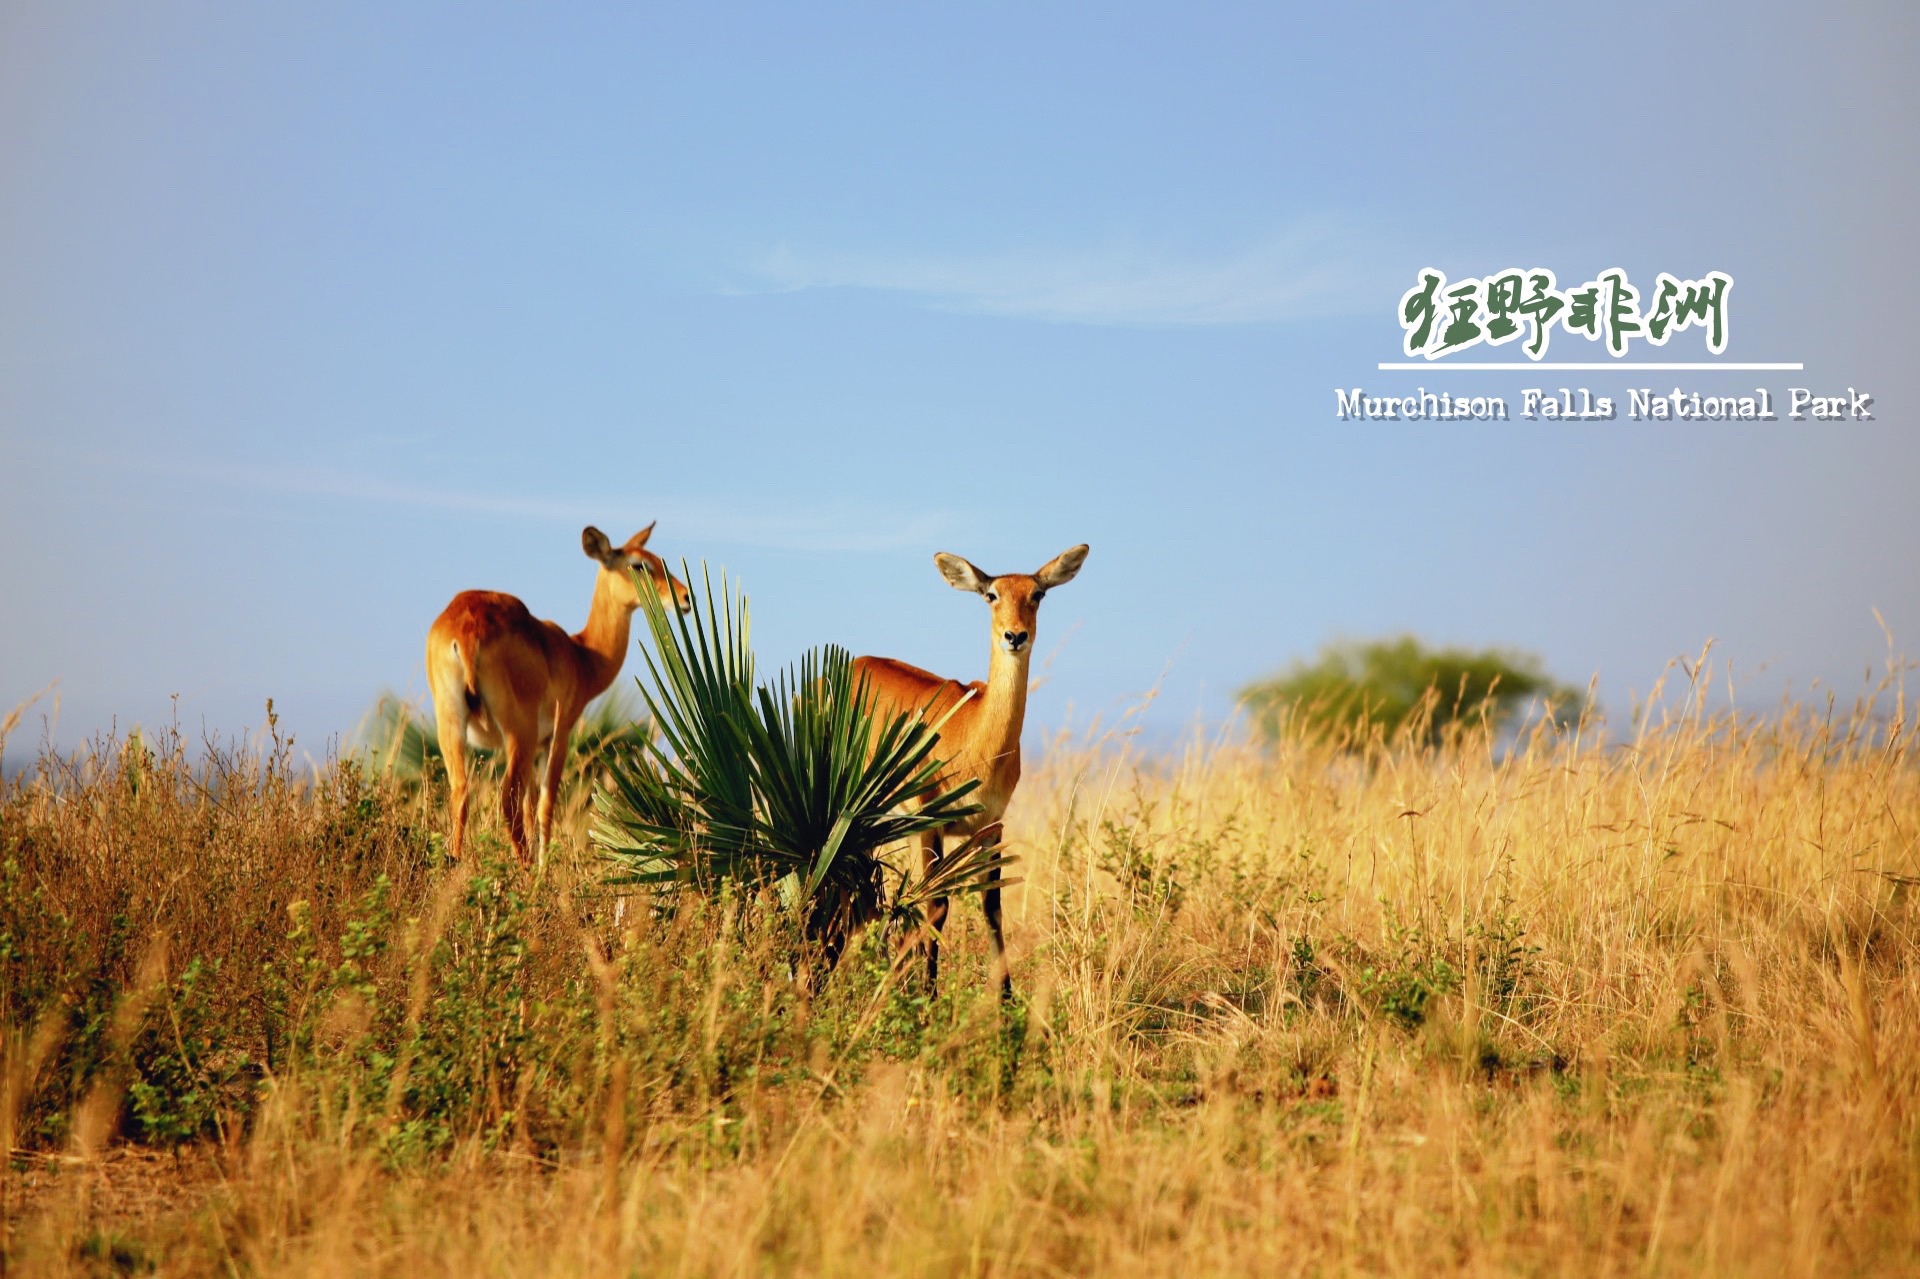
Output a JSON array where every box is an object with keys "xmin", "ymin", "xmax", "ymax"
[
  {"xmin": 354, "ymin": 687, "xmax": 656, "ymax": 793},
  {"xmin": 593, "ymin": 566, "xmax": 1004, "ymax": 966},
  {"xmin": 1238, "ymin": 635, "xmax": 1578, "ymax": 748}
]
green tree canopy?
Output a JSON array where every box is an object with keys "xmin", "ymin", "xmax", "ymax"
[{"xmin": 1238, "ymin": 635, "xmax": 1577, "ymax": 747}]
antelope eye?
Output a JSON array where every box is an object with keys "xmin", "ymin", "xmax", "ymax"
[{"xmin": 984, "ymin": 591, "xmax": 997, "ymax": 602}]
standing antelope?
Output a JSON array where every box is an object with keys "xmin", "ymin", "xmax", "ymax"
[
  {"xmin": 852, "ymin": 543, "xmax": 1089, "ymax": 994},
  {"xmin": 426, "ymin": 524, "xmax": 690, "ymax": 865}
]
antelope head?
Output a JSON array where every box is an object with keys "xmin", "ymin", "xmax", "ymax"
[
  {"xmin": 583, "ymin": 523, "xmax": 692, "ymax": 613},
  {"xmin": 934, "ymin": 543, "xmax": 1089, "ymax": 656}
]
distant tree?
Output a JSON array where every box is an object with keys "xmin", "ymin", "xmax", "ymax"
[{"xmin": 1237, "ymin": 635, "xmax": 1576, "ymax": 747}]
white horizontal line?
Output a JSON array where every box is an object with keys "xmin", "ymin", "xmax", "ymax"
[{"xmin": 1375, "ymin": 362, "xmax": 1804, "ymax": 371}]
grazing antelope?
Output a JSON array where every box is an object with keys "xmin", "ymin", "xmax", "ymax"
[
  {"xmin": 426, "ymin": 524, "xmax": 690, "ymax": 865},
  {"xmin": 852, "ymin": 543, "xmax": 1089, "ymax": 994}
]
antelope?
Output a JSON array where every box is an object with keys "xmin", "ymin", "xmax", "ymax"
[
  {"xmin": 426, "ymin": 524, "xmax": 690, "ymax": 865},
  {"xmin": 852, "ymin": 543, "xmax": 1089, "ymax": 994}
]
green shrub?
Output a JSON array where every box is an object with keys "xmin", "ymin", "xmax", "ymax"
[
  {"xmin": 1238, "ymin": 635, "xmax": 1577, "ymax": 747},
  {"xmin": 594, "ymin": 566, "xmax": 1003, "ymax": 967}
]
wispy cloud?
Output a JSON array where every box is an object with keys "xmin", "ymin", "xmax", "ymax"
[
  {"xmin": 736, "ymin": 219, "xmax": 1407, "ymax": 326},
  {"xmin": 41, "ymin": 447, "xmax": 955, "ymax": 553}
]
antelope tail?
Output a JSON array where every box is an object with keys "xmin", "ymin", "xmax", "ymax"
[{"xmin": 451, "ymin": 639, "xmax": 482, "ymax": 715}]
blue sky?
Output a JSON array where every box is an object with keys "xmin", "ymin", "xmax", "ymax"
[{"xmin": 2, "ymin": 2, "xmax": 1915, "ymax": 758}]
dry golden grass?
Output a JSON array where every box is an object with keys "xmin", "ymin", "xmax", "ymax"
[{"xmin": 3, "ymin": 660, "xmax": 1917, "ymax": 1277}]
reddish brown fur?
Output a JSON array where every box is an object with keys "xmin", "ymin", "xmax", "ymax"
[
  {"xmin": 425, "ymin": 524, "xmax": 689, "ymax": 864},
  {"xmin": 853, "ymin": 544, "xmax": 1088, "ymax": 994}
]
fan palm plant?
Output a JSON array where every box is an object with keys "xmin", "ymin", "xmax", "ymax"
[
  {"xmin": 592, "ymin": 566, "xmax": 1008, "ymax": 968},
  {"xmin": 355, "ymin": 688, "xmax": 654, "ymax": 792},
  {"xmin": 356, "ymin": 692, "xmax": 443, "ymax": 784}
]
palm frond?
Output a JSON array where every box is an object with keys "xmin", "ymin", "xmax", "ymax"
[
  {"xmin": 888, "ymin": 827, "xmax": 1021, "ymax": 934},
  {"xmin": 353, "ymin": 692, "xmax": 443, "ymax": 783},
  {"xmin": 352, "ymin": 688, "xmax": 654, "ymax": 790}
]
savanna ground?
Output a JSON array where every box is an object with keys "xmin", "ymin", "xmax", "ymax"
[{"xmin": 3, "ymin": 662, "xmax": 1918, "ymax": 1277}]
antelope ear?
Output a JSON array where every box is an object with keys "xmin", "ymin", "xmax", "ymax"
[
  {"xmin": 626, "ymin": 521, "xmax": 657, "ymax": 551},
  {"xmin": 582, "ymin": 526, "xmax": 614, "ymax": 562},
  {"xmin": 934, "ymin": 552, "xmax": 993, "ymax": 596},
  {"xmin": 1035, "ymin": 544, "xmax": 1089, "ymax": 589}
]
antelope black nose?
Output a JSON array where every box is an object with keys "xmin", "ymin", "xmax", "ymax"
[{"xmin": 1004, "ymin": 630, "xmax": 1029, "ymax": 648}]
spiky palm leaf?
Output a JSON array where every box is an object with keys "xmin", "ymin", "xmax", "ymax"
[
  {"xmin": 354, "ymin": 689, "xmax": 654, "ymax": 790},
  {"xmin": 356, "ymin": 692, "xmax": 442, "ymax": 783},
  {"xmin": 592, "ymin": 565, "xmax": 1008, "ymax": 960}
]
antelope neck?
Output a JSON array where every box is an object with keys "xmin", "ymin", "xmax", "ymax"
[
  {"xmin": 573, "ymin": 571, "xmax": 636, "ymax": 698},
  {"xmin": 975, "ymin": 640, "xmax": 1032, "ymax": 763}
]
